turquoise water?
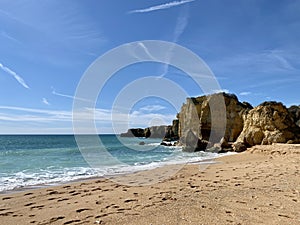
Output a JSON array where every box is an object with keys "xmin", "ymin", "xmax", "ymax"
[{"xmin": 0, "ymin": 135, "xmax": 225, "ymax": 192}]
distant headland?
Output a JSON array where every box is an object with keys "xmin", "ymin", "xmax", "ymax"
[{"xmin": 121, "ymin": 92, "xmax": 300, "ymax": 153}]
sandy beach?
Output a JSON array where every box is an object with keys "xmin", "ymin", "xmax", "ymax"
[{"xmin": 1, "ymin": 144, "xmax": 299, "ymax": 225}]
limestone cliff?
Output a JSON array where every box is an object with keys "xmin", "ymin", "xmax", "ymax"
[
  {"xmin": 121, "ymin": 93, "xmax": 299, "ymax": 153},
  {"xmin": 235, "ymin": 102, "xmax": 300, "ymax": 147},
  {"xmin": 288, "ymin": 105, "xmax": 300, "ymax": 128},
  {"xmin": 120, "ymin": 125, "xmax": 178, "ymax": 139},
  {"xmin": 120, "ymin": 128, "xmax": 145, "ymax": 138},
  {"xmin": 177, "ymin": 92, "xmax": 252, "ymax": 151}
]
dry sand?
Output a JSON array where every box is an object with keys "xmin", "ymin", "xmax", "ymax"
[{"xmin": 1, "ymin": 144, "xmax": 299, "ymax": 225}]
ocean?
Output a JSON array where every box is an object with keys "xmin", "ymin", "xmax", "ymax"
[{"xmin": 0, "ymin": 135, "xmax": 230, "ymax": 192}]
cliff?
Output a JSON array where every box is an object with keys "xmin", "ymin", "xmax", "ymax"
[
  {"xmin": 288, "ymin": 105, "xmax": 300, "ymax": 128},
  {"xmin": 233, "ymin": 102, "xmax": 300, "ymax": 151},
  {"xmin": 120, "ymin": 125, "xmax": 178, "ymax": 140},
  {"xmin": 177, "ymin": 93, "xmax": 253, "ymax": 151},
  {"xmin": 121, "ymin": 93, "xmax": 300, "ymax": 152}
]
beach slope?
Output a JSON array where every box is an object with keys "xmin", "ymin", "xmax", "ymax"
[{"xmin": 1, "ymin": 144, "xmax": 299, "ymax": 225}]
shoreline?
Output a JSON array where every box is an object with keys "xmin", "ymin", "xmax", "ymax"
[
  {"xmin": 0, "ymin": 158, "xmax": 222, "ymax": 196},
  {"xmin": 1, "ymin": 144, "xmax": 299, "ymax": 224},
  {"xmin": 0, "ymin": 148, "xmax": 233, "ymax": 194}
]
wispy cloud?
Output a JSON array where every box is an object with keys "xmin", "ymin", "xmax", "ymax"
[
  {"xmin": 139, "ymin": 105, "xmax": 166, "ymax": 112},
  {"xmin": 128, "ymin": 0, "xmax": 195, "ymax": 14},
  {"xmin": 42, "ymin": 98, "xmax": 50, "ymax": 105},
  {"xmin": 160, "ymin": 6, "xmax": 190, "ymax": 77},
  {"xmin": 0, "ymin": 106, "xmax": 71, "ymax": 124},
  {"xmin": 0, "ymin": 63, "xmax": 30, "ymax": 89},
  {"xmin": 52, "ymin": 88, "xmax": 91, "ymax": 102},
  {"xmin": 0, "ymin": 106, "xmax": 71, "ymax": 117},
  {"xmin": 267, "ymin": 50, "xmax": 295, "ymax": 70},
  {"xmin": 239, "ymin": 91, "xmax": 251, "ymax": 96},
  {"xmin": 0, "ymin": 30, "xmax": 21, "ymax": 44},
  {"xmin": 286, "ymin": 102, "xmax": 300, "ymax": 107},
  {"xmin": 137, "ymin": 42, "xmax": 156, "ymax": 60},
  {"xmin": 0, "ymin": 3, "xmax": 105, "ymax": 65},
  {"xmin": 0, "ymin": 105, "xmax": 176, "ymax": 134},
  {"xmin": 248, "ymin": 77, "xmax": 299, "ymax": 89},
  {"xmin": 213, "ymin": 49, "xmax": 298, "ymax": 74},
  {"xmin": 213, "ymin": 89, "xmax": 229, "ymax": 94},
  {"xmin": 173, "ymin": 9, "xmax": 189, "ymax": 42}
]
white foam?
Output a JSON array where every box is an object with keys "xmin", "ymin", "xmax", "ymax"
[
  {"xmin": 0, "ymin": 150, "xmax": 236, "ymax": 192},
  {"xmin": 0, "ymin": 167, "xmax": 106, "ymax": 192},
  {"xmin": 146, "ymin": 142, "xmax": 161, "ymax": 146}
]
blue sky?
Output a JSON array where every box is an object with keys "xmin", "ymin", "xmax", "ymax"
[{"xmin": 0, "ymin": 0, "xmax": 299, "ymax": 134}]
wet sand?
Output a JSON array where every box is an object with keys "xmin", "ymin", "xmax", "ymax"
[{"xmin": 1, "ymin": 144, "xmax": 299, "ymax": 225}]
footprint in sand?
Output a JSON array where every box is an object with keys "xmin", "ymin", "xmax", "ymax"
[
  {"xmin": 57, "ymin": 198, "xmax": 69, "ymax": 202},
  {"xmin": 95, "ymin": 212, "xmax": 115, "ymax": 219},
  {"xmin": 76, "ymin": 208, "xmax": 91, "ymax": 213},
  {"xmin": 24, "ymin": 202, "xmax": 35, "ymax": 207},
  {"xmin": 0, "ymin": 211, "xmax": 14, "ymax": 216},
  {"xmin": 47, "ymin": 190, "xmax": 60, "ymax": 195},
  {"xmin": 70, "ymin": 192, "xmax": 81, "ymax": 196},
  {"xmin": 30, "ymin": 205, "xmax": 44, "ymax": 210},
  {"xmin": 2, "ymin": 196, "xmax": 12, "ymax": 200},
  {"xmin": 63, "ymin": 220, "xmax": 81, "ymax": 224},
  {"xmin": 24, "ymin": 192, "xmax": 33, "ymax": 196},
  {"xmin": 0, "ymin": 208, "xmax": 10, "ymax": 212},
  {"xmin": 91, "ymin": 187, "xmax": 102, "ymax": 191},
  {"xmin": 124, "ymin": 199, "xmax": 138, "ymax": 203}
]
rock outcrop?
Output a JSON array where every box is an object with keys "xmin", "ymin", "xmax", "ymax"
[
  {"xmin": 178, "ymin": 92, "xmax": 252, "ymax": 152},
  {"xmin": 177, "ymin": 94, "xmax": 300, "ymax": 152},
  {"xmin": 121, "ymin": 92, "xmax": 300, "ymax": 153},
  {"xmin": 235, "ymin": 102, "xmax": 300, "ymax": 146},
  {"xmin": 120, "ymin": 128, "xmax": 145, "ymax": 138},
  {"xmin": 288, "ymin": 105, "xmax": 300, "ymax": 128},
  {"xmin": 120, "ymin": 124, "xmax": 179, "ymax": 139}
]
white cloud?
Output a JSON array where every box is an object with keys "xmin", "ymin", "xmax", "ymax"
[
  {"xmin": 137, "ymin": 42, "xmax": 155, "ymax": 60},
  {"xmin": 248, "ymin": 77, "xmax": 298, "ymax": 89},
  {"xmin": 52, "ymin": 88, "xmax": 91, "ymax": 102},
  {"xmin": 286, "ymin": 102, "xmax": 300, "ymax": 107},
  {"xmin": 0, "ymin": 30, "xmax": 21, "ymax": 44},
  {"xmin": 239, "ymin": 91, "xmax": 251, "ymax": 96},
  {"xmin": 265, "ymin": 50, "xmax": 295, "ymax": 71},
  {"xmin": 173, "ymin": 8, "xmax": 189, "ymax": 42},
  {"xmin": 139, "ymin": 105, "xmax": 166, "ymax": 112},
  {"xmin": 213, "ymin": 89, "xmax": 229, "ymax": 94},
  {"xmin": 0, "ymin": 3, "xmax": 106, "ymax": 66},
  {"xmin": 159, "ymin": 6, "xmax": 190, "ymax": 77},
  {"xmin": 0, "ymin": 106, "xmax": 71, "ymax": 121},
  {"xmin": 0, "ymin": 105, "xmax": 176, "ymax": 134},
  {"xmin": 42, "ymin": 98, "xmax": 50, "ymax": 105},
  {"xmin": 128, "ymin": 0, "xmax": 195, "ymax": 14},
  {"xmin": 0, "ymin": 62, "xmax": 30, "ymax": 89},
  {"xmin": 213, "ymin": 49, "xmax": 298, "ymax": 74}
]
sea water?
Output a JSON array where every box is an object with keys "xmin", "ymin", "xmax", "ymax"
[{"xmin": 0, "ymin": 135, "xmax": 230, "ymax": 192}]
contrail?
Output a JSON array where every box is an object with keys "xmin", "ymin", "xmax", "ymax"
[
  {"xmin": 128, "ymin": 0, "xmax": 195, "ymax": 14},
  {"xmin": 0, "ymin": 63, "xmax": 30, "ymax": 89}
]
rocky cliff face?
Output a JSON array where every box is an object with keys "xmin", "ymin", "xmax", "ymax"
[
  {"xmin": 235, "ymin": 102, "xmax": 300, "ymax": 147},
  {"xmin": 176, "ymin": 93, "xmax": 300, "ymax": 152},
  {"xmin": 177, "ymin": 93, "xmax": 252, "ymax": 151},
  {"xmin": 120, "ymin": 128, "xmax": 145, "ymax": 138},
  {"xmin": 288, "ymin": 105, "xmax": 300, "ymax": 128},
  {"xmin": 121, "ymin": 93, "xmax": 299, "ymax": 153},
  {"xmin": 120, "ymin": 124, "xmax": 178, "ymax": 139}
]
